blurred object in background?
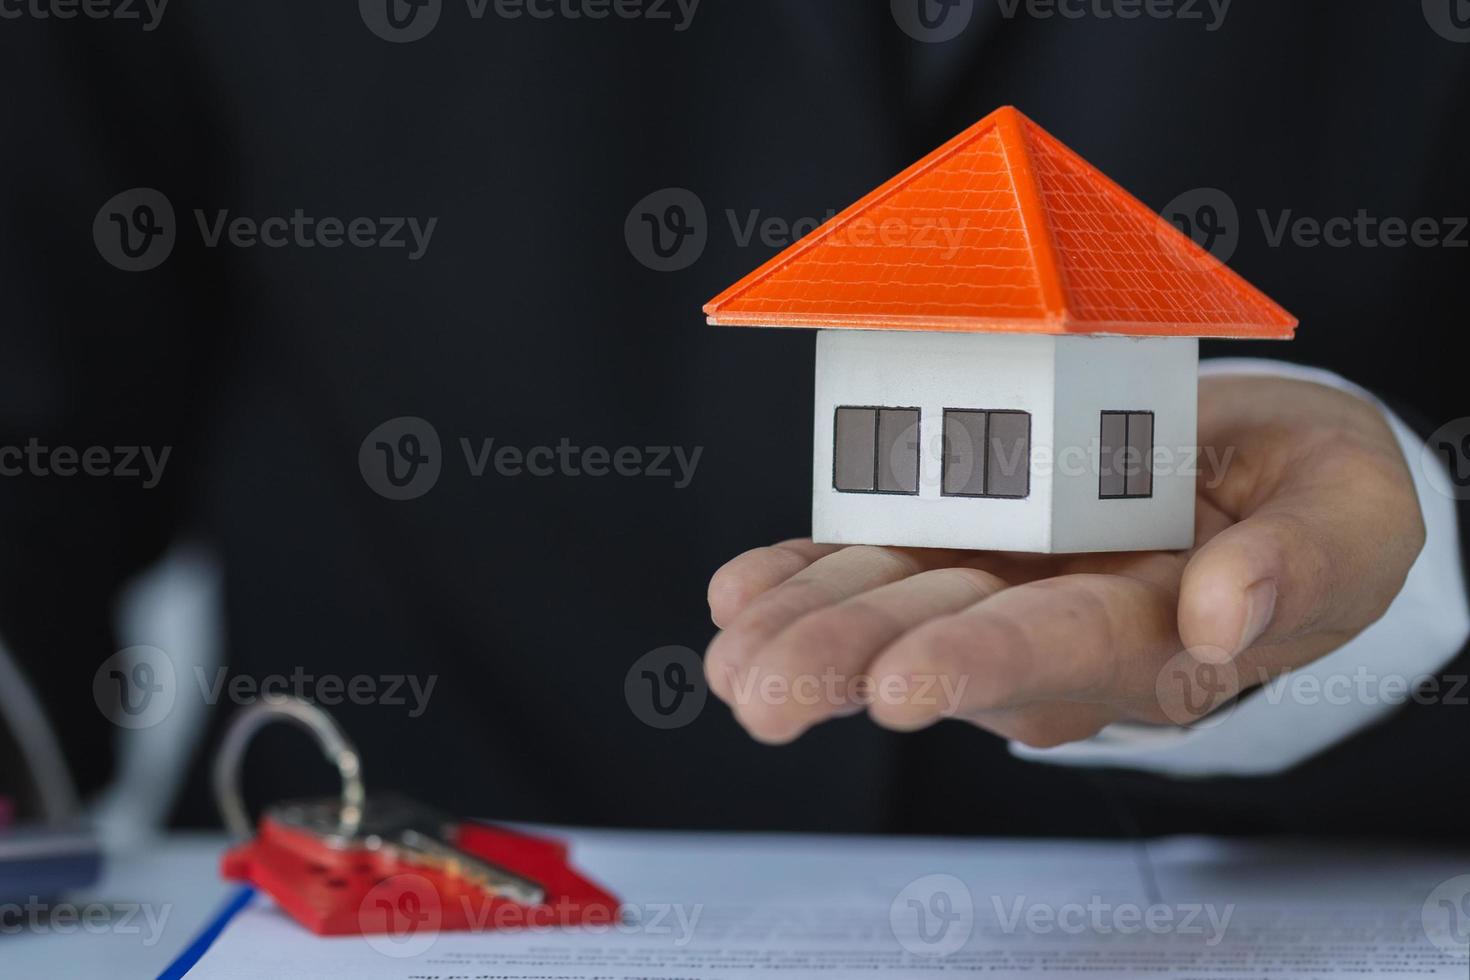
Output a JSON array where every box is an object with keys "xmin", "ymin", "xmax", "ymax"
[
  {"xmin": 88, "ymin": 544, "xmax": 223, "ymax": 850},
  {"xmin": 0, "ymin": 627, "xmax": 100, "ymax": 904}
]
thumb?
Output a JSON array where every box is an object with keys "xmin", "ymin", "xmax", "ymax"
[{"xmin": 1178, "ymin": 451, "xmax": 1422, "ymax": 665}]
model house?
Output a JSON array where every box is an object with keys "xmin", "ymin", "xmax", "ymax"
[{"xmin": 705, "ymin": 106, "xmax": 1296, "ymax": 554}]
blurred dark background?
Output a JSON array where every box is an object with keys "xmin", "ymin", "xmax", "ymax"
[{"xmin": 0, "ymin": 2, "xmax": 1465, "ymax": 839}]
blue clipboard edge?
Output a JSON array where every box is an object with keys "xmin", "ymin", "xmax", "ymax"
[{"xmin": 156, "ymin": 885, "xmax": 256, "ymax": 980}]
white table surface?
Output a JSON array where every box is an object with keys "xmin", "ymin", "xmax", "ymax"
[
  {"xmin": 3, "ymin": 834, "xmax": 233, "ymax": 980},
  {"xmin": 9, "ymin": 832, "xmax": 1469, "ymax": 978}
]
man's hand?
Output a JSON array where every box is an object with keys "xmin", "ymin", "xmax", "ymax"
[{"xmin": 704, "ymin": 375, "xmax": 1426, "ymax": 748}]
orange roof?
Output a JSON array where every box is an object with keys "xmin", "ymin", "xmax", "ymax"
[{"xmin": 705, "ymin": 106, "xmax": 1296, "ymax": 339}]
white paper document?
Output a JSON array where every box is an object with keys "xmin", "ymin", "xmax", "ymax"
[{"xmin": 183, "ymin": 829, "xmax": 1470, "ymax": 979}]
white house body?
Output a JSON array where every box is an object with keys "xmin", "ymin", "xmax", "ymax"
[{"xmin": 812, "ymin": 329, "xmax": 1198, "ymax": 554}]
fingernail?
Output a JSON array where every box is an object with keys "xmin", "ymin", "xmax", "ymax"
[{"xmin": 1236, "ymin": 579, "xmax": 1277, "ymax": 658}]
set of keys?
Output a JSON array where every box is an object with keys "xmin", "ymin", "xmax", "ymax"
[{"xmin": 214, "ymin": 700, "xmax": 618, "ymax": 936}]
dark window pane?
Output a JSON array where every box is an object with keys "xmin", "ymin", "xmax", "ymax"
[
  {"xmin": 834, "ymin": 408, "xmax": 876, "ymax": 492},
  {"xmin": 877, "ymin": 408, "xmax": 920, "ymax": 494},
  {"xmin": 1099, "ymin": 412, "xmax": 1128, "ymax": 498},
  {"xmin": 943, "ymin": 411, "xmax": 987, "ymax": 496},
  {"xmin": 943, "ymin": 410, "xmax": 1031, "ymax": 499},
  {"xmin": 1127, "ymin": 412, "xmax": 1154, "ymax": 497},
  {"xmin": 986, "ymin": 412, "xmax": 1030, "ymax": 498}
]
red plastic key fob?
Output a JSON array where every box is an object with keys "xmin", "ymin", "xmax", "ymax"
[{"xmin": 221, "ymin": 805, "xmax": 619, "ymax": 936}]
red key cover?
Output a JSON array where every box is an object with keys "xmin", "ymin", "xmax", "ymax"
[{"xmin": 221, "ymin": 818, "xmax": 620, "ymax": 936}]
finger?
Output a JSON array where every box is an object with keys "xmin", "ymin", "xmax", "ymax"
[
  {"xmin": 705, "ymin": 546, "xmax": 950, "ymax": 708},
  {"xmin": 724, "ymin": 567, "xmax": 1008, "ymax": 744},
  {"xmin": 1180, "ymin": 439, "xmax": 1424, "ymax": 664},
  {"xmin": 866, "ymin": 573, "xmax": 1180, "ymax": 732},
  {"xmin": 963, "ymin": 702, "xmax": 1118, "ymax": 749},
  {"xmin": 708, "ymin": 539, "xmax": 842, "ymax": 628}
]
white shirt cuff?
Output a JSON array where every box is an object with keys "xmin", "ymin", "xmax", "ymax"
[{"xmin": 1012, "ymin": 358, "xmax": 1470, "ymax": 777}]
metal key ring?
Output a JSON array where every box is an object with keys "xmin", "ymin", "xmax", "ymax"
[{"xmin": 212, "ymin": 697, "xmax": 365, "ymax": 841}]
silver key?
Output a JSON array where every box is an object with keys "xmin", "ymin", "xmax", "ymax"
[{"xmin": 270, "ymin": 795, "xmax": 546, "ymax": 907}]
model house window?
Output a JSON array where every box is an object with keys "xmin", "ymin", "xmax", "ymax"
[
  {"xmin": 833, "ymin": 407, "xmax": 920, "ymax": 495},
  {"xmin": 941, "ymin": 410, "xmax": 1031, "ymax": 499},
  {"xmin": 1100, "ymin": 411, "xmax": 1154, "ymax": 499}
]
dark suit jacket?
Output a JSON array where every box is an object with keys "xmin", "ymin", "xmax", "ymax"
[{"xmin": 1, "ymin": 1, "xmax": 1465, "ymax": 837}]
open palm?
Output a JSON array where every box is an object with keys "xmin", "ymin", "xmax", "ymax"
[{"xmin": 704, "ymin": 374, "xmax": 1424, "ymax": 747}]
